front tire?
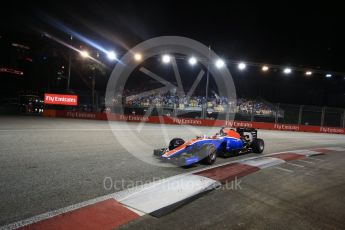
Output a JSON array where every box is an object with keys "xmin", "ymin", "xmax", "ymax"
[
  {"xmin": 169, "ymin": 138, "xmax": 185, "ymax": 150},
  {"xmin": 201, "ymin": 144, "xmax": 217, "ymax": 165},
  {"xmin": 251, "ymin": 138, "xmax": 264, "ymax": 153}
]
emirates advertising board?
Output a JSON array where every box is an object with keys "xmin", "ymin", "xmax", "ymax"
[{"xmin": 44, "ymin": 93, "xmax": 78, "ymax": 106}]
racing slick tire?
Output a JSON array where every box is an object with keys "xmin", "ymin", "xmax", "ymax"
[
  {"xmin": 201, "ymin": 144, "xmax": 217, "ymax": 165},
  {"xmin": 251, "ymin": 138, "xmax": 264, "ymax": 153},
  {"xmin": 168, "ymin": 138, "xmax": 185, "ymax": 150}
]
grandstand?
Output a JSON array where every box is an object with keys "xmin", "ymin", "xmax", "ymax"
[{"xmin": 108, "ymin": 90, "xmax": 283, "ymax": 121}]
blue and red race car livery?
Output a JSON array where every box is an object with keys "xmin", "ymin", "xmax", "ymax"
[{"xmin": 153, "ymin": 127, "xmax": 264, "ymax": 166}]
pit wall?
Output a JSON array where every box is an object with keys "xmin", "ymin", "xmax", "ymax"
[{"xmin": 43, "ymin": 110, "xmax": 345, "ymax": 135}]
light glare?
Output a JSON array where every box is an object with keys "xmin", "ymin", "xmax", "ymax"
[
  {"xmin": 80, "ymin": 50, "xmax": 89, "ymax": 58},
  {"xmin": 305, "ymin": 71, "xmax": 312, "ymax": 76},
  {"xmin": 134, "ymin": 53, "xmax": 142, "ymax": 61},
  {"xmin": 238, "ymin": 62, "xmax": 246, "ymax": 70},
  {"xmin": 188, "ymin": 57, "xmax": 197, "ymax": 65},
  {"xmin": 162, "ymin": 54, "xmax": 171, "ymax": 63},
  {"xmin": 262, "ymin": 65, "xmax": 269, "ymax": 71},
  {"xmin": 283, "ymin": 68, "xmax": 292, "ymax": 74},
  {"xmin": 107, "ymin": 51, "xmax": 117, "ymax": 60},
  {"xmin": 215, "ymin": 59, "xmax": 225, "ymax": 68}
]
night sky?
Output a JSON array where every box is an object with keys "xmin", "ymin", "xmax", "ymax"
[{"xmin": 1, "ymin": 1, "xmax": 345, "ymax": 106}]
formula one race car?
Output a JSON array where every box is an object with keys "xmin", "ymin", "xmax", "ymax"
[{"xmin": 153, "ymin": 127, "xmax": 264, "ymax": 167}]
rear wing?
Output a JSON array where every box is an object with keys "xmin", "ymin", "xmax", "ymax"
[{"xmin": 236, "ymin": 128, "xmax": 258, "ymax": 139}]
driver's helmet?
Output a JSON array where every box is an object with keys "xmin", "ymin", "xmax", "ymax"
[
  {"xmin": 219, "ymin": 127, "xmax": 226, "ymax": 136},
  {"xmin": 219, "ymin": 127, "xmax": 233, "ymax": 136}
]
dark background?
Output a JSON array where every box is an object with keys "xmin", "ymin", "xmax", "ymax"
[{"xmin": 1, "ymin": 1, "xmax": 345, "ymax": 107}]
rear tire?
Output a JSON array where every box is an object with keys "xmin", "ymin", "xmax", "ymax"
[
  {"xmin": 201, "ymin": 144, "xmax": 217, "ymax": 165},
  {"xmin": 251, "ymin": 138, "xmax": 264, "ymax": 153}
]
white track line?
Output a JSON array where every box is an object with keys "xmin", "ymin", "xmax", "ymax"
[
  {"xmin": 297, "ymin": 159, "xmax": 315, "ymax": 164},
  {"xmin": 275, "ymin": 166, "xmax": 294, "ymax": 173},
  {"xmin": 322, "ymin": 147, "xmax": 345, "ymax": 151},
  {"xmin": 286, "ymin": 162, "xmax": 305, "ymax": 168},
  {"xmin": 306, "ymin": 157, "xmax": 324, "ymax": 162}
]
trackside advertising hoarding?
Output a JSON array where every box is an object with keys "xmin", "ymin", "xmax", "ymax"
[
  {"xmin": 42, "ymin": 110, "xmax": 345, "ymax": 135},
  {"xmin": 44, "ymin": 93, "xmax": 78, "ymax": 106}
]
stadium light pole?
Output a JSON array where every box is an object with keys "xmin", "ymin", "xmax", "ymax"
[
  {"xmin": 204, "ymin": 46, "xmax": 211, "ymax": 119},
  {"xmin": 205, "ymin": 57, "xmax": 225, "ymax": 118},
  {"xmin": 67, "ymin": 52, "xmax": 72, "ymax": 91},
  {"xmin": 66, "ymin": 35, "xmax": 73, "ymax": 91}
]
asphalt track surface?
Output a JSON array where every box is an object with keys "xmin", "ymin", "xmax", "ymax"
[
  {"xmin": 1, "ymin": 116, "xmax": 345, "ymax": 227},
  {"xmin": 119, "ymin": 151, "xmax": 345, "ymax": 230}
]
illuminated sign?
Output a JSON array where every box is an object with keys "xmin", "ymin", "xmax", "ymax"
[
  {"xmin": 0, "ymin": 67, "xmax": 24, "ymax": 75},
  {"xmin": 44, "ymin": 93, "xmax": 78, "ymax": 106}
]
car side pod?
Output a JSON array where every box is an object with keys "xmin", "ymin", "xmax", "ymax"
[{"xmin": 184, "ymin": 156, "xmax": 199, "ymax": 166}]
